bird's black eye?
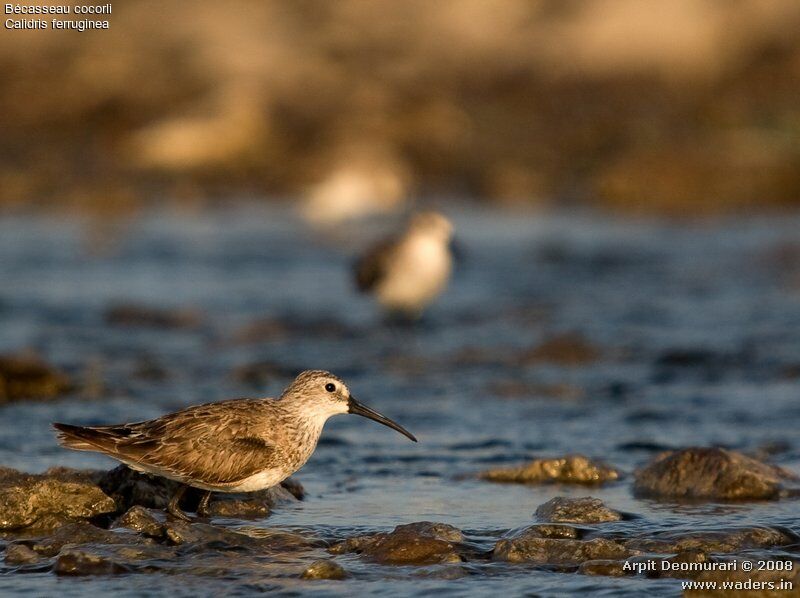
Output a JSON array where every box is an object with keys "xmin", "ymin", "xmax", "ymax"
[{"xmin": 325, "ymin": 383, "xmax": 336, "ymax": 393}]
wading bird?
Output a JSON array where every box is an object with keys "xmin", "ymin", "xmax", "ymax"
[{"xmin": 54, "ymin": 370, "xmax": 416, "ymax": 520}]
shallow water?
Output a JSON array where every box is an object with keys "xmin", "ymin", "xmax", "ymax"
[{"xmin": 1, "ymin": 204, "xmax": 799, "ymax": 595}]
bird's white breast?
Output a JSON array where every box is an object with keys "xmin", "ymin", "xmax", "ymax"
[
  {"xmin": 221, "ymin": 469, "xmax": 288, "ymax": 492},
  {"xmin": 377, "ymin": 235, "xmax": 451, "ymax": 312}
]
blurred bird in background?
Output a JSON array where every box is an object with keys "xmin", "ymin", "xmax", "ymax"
[{"xmin": 354, "ymin": 211, "xmax": 454, "ymax": 320}]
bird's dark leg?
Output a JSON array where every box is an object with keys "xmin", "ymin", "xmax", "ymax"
[
  {"xmin": 196, "ymin": 490, "xmax": 213, "ymax": 517},
  {"xmin": 167, "ymin": 484, "xmax": 192, "ymax": 521}
]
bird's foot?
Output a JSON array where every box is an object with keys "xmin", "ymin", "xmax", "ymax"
[
  {"xmin": 195, "ymin": 490, "xmax": 213, "ymax": 518},
  {"xmin": 167, "ymin": 484, "xmax": 193, "ymax": 522},
  {"xmin": 166, "ymin": 503, "xmax": 193, "ymax": 522}
]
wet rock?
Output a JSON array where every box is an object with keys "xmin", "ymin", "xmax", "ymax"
[
  {"xmin": 685, "ymin": 560, "xmax": 800, "ymax": 597},
  {"xmin": 165, "ymin": 521, "xmax": 248, "ymax": 546},
  {"xmin": 493, "ymin": 526, "xmax": 632, "ymax": 565},
  {"xmin": 535, "ymin": 497, "xmax": 623, "ymax": 524},
  {"xmin": 330, "ymin": 522, "xmax": 464, "ymax": 565},
  {"xmin": 0, "ymin": 467, "xmax": 115, "ymax": 531},
  {"xmin": 480, "ymin": 454, "xmax": 621, "ymax": 485},
  {"xmin": 98, "ymin": 465, "xmax": 302, "ymax": 517},
  {"xmin": 579, "ymin": 559, "xmax": 630, "ymax": 577},
  {"xmin": 113, "ymin": 506, "xmax": 165, "ymax": 539},
  {"xmin": 3, "ymin": 543, "xmax": 41, "ymax": 565},
  {"xmin": 165, "ymin": 520, "xmax": 316, "ymax": 552},
  {"xmin": 0, "ymin": 354, "xmax": 72, "ymax": 403},
  {"xmin": 625, "ymin": 527, "xmax": 797, "ymax": 554},
  {"xmin": 633, "ymin": 448, "xmax": 798, "ymax": 500},
  {"xmin": 519, "ymin": 333, "xmax": 602, "ymax": 366},
  {"xmin": 301, "ymin": 559, "xmax": 348, "ymax": 580},
  {"xmin": 278, "ymin": 477, "xmax": 306, "ymax": 501},
  {"xmin": 54, "ymin": 548, "xmax": 130, "ymax": 576},
  {"xmin": 528, "ymin": 524, "xmax": 581, "ymax": 539},
  {"xmin": 647, "ymin": 550, "xmax": 716, "ymax": 579},
  {"xmin": 104, "ymin": 303, "xmax": 203, "ymax": 329},
  {"xmin": 29, "ymin": 522, "xmax": 149, "ymax": 557}
]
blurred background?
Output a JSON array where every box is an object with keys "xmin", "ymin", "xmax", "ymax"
[
  {"xmin": 2, "ymin": 0, "xmax": 800, "ymax": 216},
  {"xmin": 2, "ymin": 2, "xmax": 800, "ymax": 595}
]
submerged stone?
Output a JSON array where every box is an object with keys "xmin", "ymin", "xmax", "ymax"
[
  {"xmin": 301, "ymin": 559, "xmax": 347, "ymax": 580},
  {"xmin": 579, "ymin": 559, "xmax": 631, "ymax": 577},
  {"xmin": 330, "ymin": 521, "xmax": 464, "ymax": 565},
  {"xmin": 493, "ymin": 527, "xmax": 632, "ymax": 564},
  {"xmin": 633, "ymin": 447, "xmax": 798, "ymax": 500},
  {"xmin": 54, "ymin": 548, "xmax": 130, "ymax": 576},
  {"xmin": 113, "ymin": 506, "xmax": 166, "ymax": 539},
  {"xmin": 624, "ymin": 527, "xmax": 797, "ymax": 554},
  {"xmin": 480, "ymin": 454, "xmax": 621, "ymax": 485},
  {"xmin": 164, "ymin": 520, "xmax": 316, "ymax": 552},
  {"xmin": 3, "ymin": 543, "xmax": 41, "ymax": 565},
  {"xmin": 28, "ymin": 522, "xmax": 150, "ymax": 557},
  {"xmin": 535, "ymin": 497, "xmax": 623, "ymax": 524}
]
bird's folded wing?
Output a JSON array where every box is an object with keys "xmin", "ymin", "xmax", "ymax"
[
  {"xmin": 135, "ymin": 435, "xmax": 278, "ymax": 486},
  {"xmin": 107, "ymin": 404, "xmax": 281, "ymax": 486}
]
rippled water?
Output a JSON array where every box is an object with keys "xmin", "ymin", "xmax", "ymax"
[{"xmin": 1, "ymin": 204, "xmax": 799, "ymax": 595}]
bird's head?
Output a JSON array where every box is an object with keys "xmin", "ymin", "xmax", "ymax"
[{"xmin": 280, "ymin": 370, "xmax": 417, "ymax": 441}]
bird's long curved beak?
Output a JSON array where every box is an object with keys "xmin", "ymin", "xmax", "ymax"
[{"xmin": 348, "ymin": 397, "xmax": 417, "ymax": 442}]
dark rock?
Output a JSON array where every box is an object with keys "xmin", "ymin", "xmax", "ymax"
[
  {"xmin": 535, "ymin": 497, "xmax": 623, "ymax": 524},
  {"xmin": 480, "ymin": 454, "xmax": 621, "ymax": 485},
  {"xmin": 4, "ymin": 543, "xmax": 41, "ymax": 565},
  {"xmin": 0, "ymin": 467, "xmax": 115, "ymax": 531},
  {"xmin": 29, "ymin": 522, "xmax": 150, "ymax": 557},
  {"xmin": 98, "ymin": 465, "xmax": 302, "ymax": 517},
  {"xmin": 633, "ymin": 447, "xmax": 799, "ymax": 500},
  {"xmin": 493, "ymin": 527, "xmax": 633, "ymax": 564},
  {"xmin": 113, "ymin": 506, "xmax": 165, "ymax": 539},
  {"xmin": 104, "ymin": 304, "xmax": 203, "ymax": 329},
  {"xmin": 579, "ymin": 559, "xmax": 630, "ymax": 577},
  {"xmin": 625, "ymin": 527, "xmax": 797, "ymax": 554},
  {"xmin": 519, "ymin": 333, "xmax": 602, "ymax": 366},
  {"xmin": 646, "ymin": 550, "xmax": 716, "ymax": 579},
  {"xmin": 0, "ymin": 354, "xmax": 72, "ymax": 403},
  {"xmin": 330, "ymin": 521, "xmax": 464, "ymax": 565},
  {"xmin": 204, "ymin": 498, "xmax": 270, "ymax": 519},
  {"xmin": 54, "ymin": 548, "xmax": 130, "ymax": 576},
  {"xmin": 165, "ymin": 520, "xmax": 316, "ymax": 552},
  {"xmin": 527, "ymin": 524, "xmax": 581, "ymax": 539},
  {"xmin": 301, "ymin": 559, "xmax": 348, "ymax": 580},
  {"xmin": 279, "ymin": 477, "xmax": 306, "ymax": 501}
]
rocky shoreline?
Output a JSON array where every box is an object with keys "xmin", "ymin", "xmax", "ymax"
[{"xmin": 2, "ymin": 448, "xmax": 798, "ymax": 590}]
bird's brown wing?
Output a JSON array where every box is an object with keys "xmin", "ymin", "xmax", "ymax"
[
  {"xmin": 55, "ymin": 400, "xmax": 280, "ymax": 486},
  {"xmin": 354, "ymin": 237, "xmax": 398, "ymax": 292}
]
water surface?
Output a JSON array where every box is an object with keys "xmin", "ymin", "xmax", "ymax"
[{"xmin": 1, "ymin": 205, "xmax": 799, "ymax": 595}]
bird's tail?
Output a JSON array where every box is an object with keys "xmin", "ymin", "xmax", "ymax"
[{"xmin": 52, "ymin": 422, "xmax": 116, "ymax": 452}]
